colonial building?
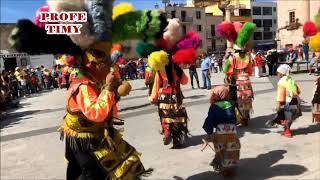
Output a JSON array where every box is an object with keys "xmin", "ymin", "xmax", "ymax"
[
  {"xmin": 251, "ymin": 1, "xmax": 277, "ymax": 49},
  {"xmin": 187, "ymin": 0, "xmax": 252, "ymax": 22},
  {"xmin": 166, "ymin": 4, "xmax": 225, "ymax": 54},
  {"xmin": 277, "ymin": 0, "xmax": 320, "ymax": 48}
]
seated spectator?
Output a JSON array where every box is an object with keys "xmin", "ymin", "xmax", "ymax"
[
  {"xmin": 287, "ymin": 48, "xmax": 297, "ymax": 68},
  {"xmin": 309, "ymin": 53, "xmax": 320, "ymax": 75}
]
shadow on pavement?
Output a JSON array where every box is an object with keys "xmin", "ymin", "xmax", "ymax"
[
  {"xmin": 131, "ymin": 87, "xmax": 148, "ymax": 91},
  {"xmin": 175, "ymin": 150, "xmax": 307, "ymax": 180},
  {"xmin": 0, "ymin": 108, "xmax": 65, "ymax": 130},
  {"xmin": 184, "ymin": 113, "xmax": 277, "ymax": 148},
  {"xmin": 183, "ymin": 134, "xmax": 207, "ymax": 148},
  {"xmin": 300, "ymin": 105, "xmax": 311, "ymax": 112},
  {"xmin": 0, "ymin": 117, "xmax": 32, "ymax": 130},
  {"xmin": 173, "ymin": 171, "xmax": 219, "ymax": 180},
  {"xmin": 184, "ymin": 95, "xmax": 206, "ymax": 100},
  {"xmin": 292, "ymin": 124, "xmax": 320, "ymax": 136},
  {"xmin": 119, "ymin": 103, "xmax": 151, "ymax": 112},
  {"xmin": 0, "ymin": 110, "xmax": 42, "ymax": 130},
  {"xmin": 238, "ymin": 113, "xmax": 275, "ymax": 138},
  {"xmin": 122, "ymin": 94, "xmax": 148, "ymax": 101},
  {"xmin": 236, "ymin": 150, "xmax": 307, "ymax": 179}
]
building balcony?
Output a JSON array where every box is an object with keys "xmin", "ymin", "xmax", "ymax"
[
  {"xmin": 230, "ymin": 15, "xmax": 251, "ymax": 22},
  {"xmin": 193, "ymin": 0, "xmax": 220, "ymax": 7},
  {"xmin": 181, "ymin": 16, "xmax": 193, "ymax": 23},
  {"xmin": 286, "ymin": 22, "xmax": 302, "ymax": 31}
]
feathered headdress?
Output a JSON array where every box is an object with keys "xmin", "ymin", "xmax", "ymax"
[
  {"xmin": 111, "ymin": 44, "xmax": 122, "ymax": 53},
  {"xmin": 112, "ymin": 3, "xmax": 133, "ymax": 20},
  {"xmin": 235, "ymin": 22, "xmax": 256, "ymax": 47},
  {"xmin": 9, "ymin": 19, "xmax": 82, "ymax": 55},
  {"xmin": 47, "ymin": 0, "xmax": 97, "ymax": 48},
  {"xmin": 112, "ymin": 10, "xmax": 167, "ymax": 43},
  {"xmin": 148, "ymin": 50, "xmax": 169, "ymax": 72},
  {"xmin": 310, "ymin": 32, "xmax": 320, "ymax": 52},
  {"xmin": 315, "ymin": 14, "xmax": 320, "ymax": 30},
  {"xmin": 163, "ymin": 18, "xmax": 181, "ymax": 49},
  {"xmin": 304, "ymin": 8, "xmax": 320, "ymax": 52},
  {"xmin": 233, "ymin": 22, "xmax": 243, "ymax": 34},
  {"xmin": 10, "ymin": 0, "xmax": 200, "ymax": 73},
  {"xmin": 215, "ymin": 21, "xmax": 237, "ymax": 43},
  {"xmin": 34, "ymin": 6, "xmax": 50, "ymax": 28},
  {"xmin": 174, "ymin": 31, "xmax": 201, "ymax": 51},
  {"xmin": 216, "ymin": 21, "xmax": 256, "ymax": 48},
  {"xmin": 303, "ymin": 21, "xmax": 318, "ymax": 37},
  {"xmin": 172, "ymin": 48, "xmax": 197, "ymax": 65},
  {"xmin": 136, "ymin": 42, "xmax": 161, "ymax": 58}
]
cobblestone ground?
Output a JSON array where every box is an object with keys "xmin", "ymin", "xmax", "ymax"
[{"xmin": 1, "ymin": 71, "xmax": 320, "ymax": 180}]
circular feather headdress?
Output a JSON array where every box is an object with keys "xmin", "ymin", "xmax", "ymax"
[
  {"xmin": 215, "ymin": 21, "xmax": 256, "ymax": 49},
  {"xmin": 303, "ymin": 8, "xmax": 320, "ymax": 52},
  {"xmin": 9, "ymin": 1, "xmax": 169, "ymax": 64}
]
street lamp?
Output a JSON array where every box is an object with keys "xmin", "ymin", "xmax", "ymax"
[
  {"xmin": 154, "ymin": 3, "xmax": 159, "ymax": 9},
  {"xmin": 162, "ymin": 0, "xmax": 170, "ymax": 11},
  {"xmin": 162, "ymin": 0, "xmax": 170, "ymax": 7}
]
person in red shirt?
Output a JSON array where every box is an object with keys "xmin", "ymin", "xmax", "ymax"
[{"xmin": 254, "ymin": 51, "xmax": 266, "ymax": 77}]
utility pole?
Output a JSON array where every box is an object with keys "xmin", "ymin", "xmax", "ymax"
[{"xmin": 225, "ymin": 6, "xmax": 233, "ymax": 49}]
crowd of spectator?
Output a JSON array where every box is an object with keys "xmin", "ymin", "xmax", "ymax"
[
  {"xmin": 0, "ymin": 58, "xmax": 148, "ymax": 116},
  {"xmin": 194, "ymin": 45, "xmax": 320, "ymax": 90},
  {"xmin": 2, "ymin": 47, "xmax": 318, "ymax": 119},
  {"xmin": 0, "ymin": 65, "xmax": 71, "ymax": 114},
  {"xmin": 118, "ymin": 58, "xmax": 147, "ymax": 80}
]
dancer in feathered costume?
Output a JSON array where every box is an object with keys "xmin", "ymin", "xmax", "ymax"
[
  {"xmin": 134, "ymin": 18, "xmax": 200, "ymax": 147},
  {"xmin": 202, "ymin": 86, "xmax": 241, "ymax": 176},
  {"xmin": 8, "ymin": 1, "xmax": 167, "ymax": 179},
  {"xmin": 217, "ymin": 21, "xmax": 255, "ymax": 127},
  {"xmin": 270, "ymin": 64, "xmax": 301, "ymax": 138}
]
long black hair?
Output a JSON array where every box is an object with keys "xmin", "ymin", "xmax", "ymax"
[{"xmin": 165, "ymin": 55, "xmax": 183, "ymax": 85}]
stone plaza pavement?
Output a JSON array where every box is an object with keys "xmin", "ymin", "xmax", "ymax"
[{"xmin": 1, "ymin": 71, "xmax": 320, "ymax": 180}]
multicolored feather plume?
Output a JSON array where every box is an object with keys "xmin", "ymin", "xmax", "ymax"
[{"xmin": 235, "ymin": 22, "xmax": 256, "ymax": 47}]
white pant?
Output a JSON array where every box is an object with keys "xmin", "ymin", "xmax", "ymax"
[{"xmin": 254, "ymin": 66, "xmax": 264, "ymax": 77}]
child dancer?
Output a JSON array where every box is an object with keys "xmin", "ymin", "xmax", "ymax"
[
  {"xmin": 268, "ymin": 64, "xmax": 301, "ymax": 137},
  {"xmin": 202, "ymin": 86, "xmax": 241, "ymax": 176}
]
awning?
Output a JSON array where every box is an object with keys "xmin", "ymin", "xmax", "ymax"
[{"xmin": 0, "ymin": 53, "xmax": 29, "ymax": 58}]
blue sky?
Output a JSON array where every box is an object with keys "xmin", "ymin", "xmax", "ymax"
[
  {"xmin": 0, "ymin": 0, "xmax": 186, "ymax": 23},
  {"xmin": 0, "ymin": 0, "xmax": 274, "ymax": 23}
]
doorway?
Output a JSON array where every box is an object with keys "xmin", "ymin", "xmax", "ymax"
[{"xmin": 4, "ymin": 57, "xmax": 17, "ymax": 71}]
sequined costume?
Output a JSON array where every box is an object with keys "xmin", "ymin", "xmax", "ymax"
[
  {"xmin": 9, "ymin": 0, "xmax": 163, "ymax": 179},
  {"xmin": 202, "ymin": 86, "xmax": 241, "ymax": 176},
  {"xmin": 224, "ymin": 52, "xmax": 254, "ymax": 126},
  {"xmin": 62, "ymin": 74, "xmax": 146, "ymax": 179},
  {"xmin": 150, "ymin": 64, "xmax": 189, "ymax": 147},
  {"xmin": 275, "ymin": 73, "xmax": 301, "ymax": 137}
]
